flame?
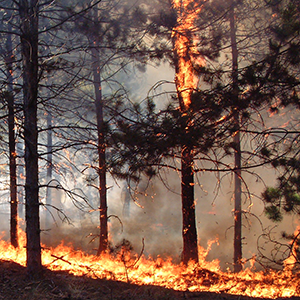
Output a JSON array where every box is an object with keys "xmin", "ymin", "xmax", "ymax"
[
  {"xmin": 172, "ymin": 0, "xmax": 204, "ymax": 109},
  {"xmin": 284, "ymin": 226, "xmax": 300, "ymax": 271},
  {"xmin": 0, "ymin": 228, "xmax": 299, "ymax": 298}
]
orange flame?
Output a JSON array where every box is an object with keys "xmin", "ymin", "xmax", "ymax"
[
  {"xmin": 172, "ymin": 0, "xmax": 204, "ymax": 109},
  {"xmin": 0, "ymin": 228, "xmax": 299, "ymax": 298},
  {"xmin": 284, "ymin": 226, "xmax": 300, "ymax": 271}
]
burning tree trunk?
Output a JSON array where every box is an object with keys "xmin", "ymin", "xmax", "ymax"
[
  {"xmin": 172, "ymin": 0, "xmax": 202, "ymax": 264},
  {"xmin": 19, "ymin": 0, "xmax": 42, "ymax": 274},
  {"xmin": 5, "ymin": 27, "xmax": 18, "ymax": 248},
  {"xmin": 229, "ymin": 1, "xmax": 243, "ymax": 272}
]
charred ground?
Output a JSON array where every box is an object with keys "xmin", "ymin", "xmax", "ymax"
[{"xmin": 0, "ymin": 260, "xmax": 298, "ymax": 300}]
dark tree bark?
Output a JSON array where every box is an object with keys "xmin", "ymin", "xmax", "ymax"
[
  {"xmin": 230, "ymin": 1, "xmax": 243, "ymax": 273},
  {"xmin": 17, "ymin": 141, "xmax": 25, "ymax": 219},
  {"xmin": 19, "ymin": 0, "xmax": 42, "ymax": 274},
  {"xmin": 181, "ymin": 145, "xmax": 198, "ymax": 264},
  {"xmin": 174, "ymin": 49, "xmax": 199, "ymax": 264},
  {"xmin": 233, "ymin": 118, "xmax": 242, "ymax": 272},
  {"xmin": 90, "ymin": 24, "xmax": 108, "ymax": 255},
  {"xmin": 6, "ymin": 27, "xmax": 18, "ymax": 248}
]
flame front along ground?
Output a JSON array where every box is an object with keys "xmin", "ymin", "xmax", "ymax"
[{"xmin": 0, "ymin": 229, "xmax": 299, "ymax": 298}]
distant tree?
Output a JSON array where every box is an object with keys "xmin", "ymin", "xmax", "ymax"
[
  {"xmin": 207, "ymin": 0, "xmax": 284, "ymax": 271},
  {"xmin": 226, "ymin": 0, "xmax": 300, "ymax": 269},
  {"xmin": 225, "ymin": 0, "xmax": 272, "ymax": 273},
  {"xmin": 65, "ymin": 0, "xmax": 150, "ymax": 255}
]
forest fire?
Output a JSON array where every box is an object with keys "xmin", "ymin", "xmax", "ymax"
[
  {"xmin": 0, "ymin": 230, "xmax": 299, "ymax": 299},
  {"xmin": 1, "ymin": 0, "xmax": 300, "ymax": 299}
]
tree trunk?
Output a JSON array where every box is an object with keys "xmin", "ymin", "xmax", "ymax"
[
  {"xmin": 19, "ymin": 0, "xmax": 42, "ymax": 274},
  {"xmin": 46, "ymin": 111, "xmax": 52, "ymax": 235},
  {"xmin": 233, "ymin": 122, "xmax": 242, "ymax": 272},
  {"xmin": 171, "ymin": 0, "xmax": 199, "ymax": 264},
  {"xmin": 230, "ymin": 1, "xmax": 243, "ymax": 273},
  {"xmin": 176, "ymin": 77, "xmax": 199, "ymax": 264},
  {"xmin": 91, "ymin": 34, "xmax": 108, "ymax": 256},
  {"xmin": 181, "ymin": 145, "xmax": 198, "ymax": 264},
  {"xmin": 174, "ymin": 49, "xmax": 198, "ymax": 264},
  {"xmin": 6, "ymin": 27, "xmax": 18, "ymax": 248},
  {"xmin": 17, "ymin": 141, "xmax": 25, "ymax": 219},
  {"xmin": 122, "ymin": 184, "xmax": 130, "ymax": 218}
]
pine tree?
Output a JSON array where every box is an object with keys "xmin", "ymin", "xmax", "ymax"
[{"xmin": 261, "ymin": 0, "xmax": 300, "ymax": 222}]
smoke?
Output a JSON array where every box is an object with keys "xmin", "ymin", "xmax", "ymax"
[
  {"xmin": 29, "ymin": 159, "xmax": 292, "ymax": 272},
  {"xmin": 0, "ymin": 59, "xmax": 297, "ymax": 272},
  {"xmin": 0, "ymin": 140, "xmax": 295, "ymax": 272}
]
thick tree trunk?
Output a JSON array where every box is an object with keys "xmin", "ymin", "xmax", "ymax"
[
  {"xmin": 176, "ymin": 86, "xmax": 199, "ymax": 264},
  {"xmin": 181, "ymin": 145, "xmax": 198, "ymax": 264},
  {"xmin": 174, "ymin": 51, "xmax": 198, "ymax": 264},
  {"xmin": 230, "ymin": 1, "xmax": 243, "ymax": 272},
  {"xmin": 6, "ymin": 28, "xmax": 18, "ymax": 248},
  {"xmin": 171, "ymin": 1, "xmax": 199, "ymax": 264},
  {"xmin": 19, "ymin": 0, "xmax": 42, "ymax": 274},
  {"xmin": 91, "ymin": 42, "xmax": 108, "ymax": 256}
]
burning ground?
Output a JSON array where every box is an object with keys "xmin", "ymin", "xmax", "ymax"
[
  {"xmin": 1, "ymin": 260, "xmax": 299, "ymax": 300},
  {"xmin": 1, "ymin": 232, "xmax": 300, "ymax": 299}
]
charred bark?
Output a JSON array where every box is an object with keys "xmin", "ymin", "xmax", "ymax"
[
  {"xmin": 230, "ymin": 1, "xmax": 243, "ymax": 273},
  {"xmin": 19, "ymin": 0, "xmax": 42, "ymax": 274},
  {"xmin": 6, "ymin": 27, "xmax": 18, "ymax": 248}
]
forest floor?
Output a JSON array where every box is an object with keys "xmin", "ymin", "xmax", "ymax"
[{"xmin": 0, "ymin": 260, "xmax": 299, "ymax": 300}]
